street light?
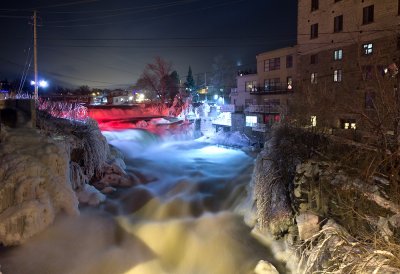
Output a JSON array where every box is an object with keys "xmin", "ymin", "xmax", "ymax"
[{"xmin": 30, "ymin": 80, "xmax": 48, "ymax": 88}]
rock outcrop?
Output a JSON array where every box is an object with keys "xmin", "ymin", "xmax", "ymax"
[
  {"xmin": 250, "ymin": 126, "xmax": 400, "ymax": 273},
  {"xmin": 0, "ymin": 128, "xmax": 79, "ymax": 246}
]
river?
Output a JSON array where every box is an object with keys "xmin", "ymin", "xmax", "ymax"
[{"xmin": 1, "ymin": 129, "xmax": 278, "ymax": 274}]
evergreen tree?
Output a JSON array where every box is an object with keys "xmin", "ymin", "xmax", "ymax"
[{"xmin": 184, "ymin": 66, "xmax": 196, "ymax": 95}]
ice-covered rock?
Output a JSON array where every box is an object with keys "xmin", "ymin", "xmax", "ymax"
[
  {"xmin": 0, "ymin": 128, "xmax": 79, "ymax": 246},
  {"xmin": 254, "ymin": 260, "xmax": 279, "ymax": 274}
]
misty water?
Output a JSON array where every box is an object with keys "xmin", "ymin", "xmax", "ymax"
[{"xmin": 1, "ymin": 129, "xmax": 275, "ymax": 274}]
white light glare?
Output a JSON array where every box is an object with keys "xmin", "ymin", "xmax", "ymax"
[
  {"xmin": 39, "ymin": 80, "xmax": 48, "ymax": 88},
  {"xmin": 30, "ymin": 80, "xmax": 48, "ymax": 88}
]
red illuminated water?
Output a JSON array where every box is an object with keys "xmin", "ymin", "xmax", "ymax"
[{"xmin": 87, "ymin": 105, "xmax": 183, "ymax": 132}]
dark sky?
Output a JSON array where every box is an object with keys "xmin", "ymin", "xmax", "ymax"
[{"xmin": 0, "ymin": 0, "xmax": 297, "ymax": 89}]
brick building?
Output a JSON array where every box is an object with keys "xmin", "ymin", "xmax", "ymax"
[{"xmin": 296, "ymin": 0, "xmax": 400, "ymax": 130}]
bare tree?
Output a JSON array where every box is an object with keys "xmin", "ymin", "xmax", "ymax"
[{"xmin": 135, "ymin": 56, "xmax": 173, "ymax": 103}]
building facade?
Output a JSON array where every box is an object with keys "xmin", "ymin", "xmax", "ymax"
[
  {"xmin": 229, "ymin": 46, "xmax": 297, "ymax": 134},
  {"xmin": 297, "ymin": 0, "xmax": 400, "ymax": 130}
]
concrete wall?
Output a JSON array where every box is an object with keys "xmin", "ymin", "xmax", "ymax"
[
  {"xmin": 0, "ymin": 99, "xmax": 35, "ymax": 129},
  {"xmin": 230, "ymin": 74, "xmax": 258, "ymax": 108}
]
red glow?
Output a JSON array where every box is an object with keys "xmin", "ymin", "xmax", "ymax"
[{"xmin": 87, "ymin": 105, "xmax": 189, "ymax": 134}]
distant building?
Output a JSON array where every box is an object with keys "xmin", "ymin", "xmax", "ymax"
[
  {"xmin": 111, "ymin": 95, "xmax": 132, "ymax": 105},
  {"xmin": 0, "ymin": 81, "xmax": 10, "ymax": 100},
  {"xmin": 229, "ymin": 46, "xmax": 296, "ymax": 135}
]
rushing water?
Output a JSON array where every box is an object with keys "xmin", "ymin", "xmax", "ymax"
[{"xmin": 1, "ymin": 129, "xmax": 277, "ymax": 274}]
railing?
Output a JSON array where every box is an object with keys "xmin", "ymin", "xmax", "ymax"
[
  {"xmin": 245, "ymin": 104, "xmax": 280, "ymax": 114},
  {"xmin": 252, "ymin": 123, "xmax": 268, "ymax": 132},
  {"xmin": 249, "ymin": 84, "xmax": 293, "ymax": 95},
  {"xmin": 220, "ymin": 104, "xmax": 243, "ymax": 112}
]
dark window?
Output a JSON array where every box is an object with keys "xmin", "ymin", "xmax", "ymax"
[
  {"xmin": 286, "ymin": 55, "xmax": 293, "ymax": 68},
  {"xmin": 335, "ymin": 0, "xmax": 342, "ymax": 2},
  {"xmin": 398, "ymin": 0, "xmax": 400, "ymax": 15},
  {"xmin": 376, "ymin": 65, "xmax": 386, "ymax": 77},
  {"xmin": 311, "ymin": 0, "xmax": 319, "ymax": 11},
  {"xmin": 334, "ymin": 15, "xmax": 343, "ymax": 32},
  {"xmin": 310, "ymin": 54, "xmax": 318, "ymax": 64},
  {"xmin": 397, "ymin": 35, "xmax": 400, "ymax": 50},
  {"xmin": 363, "ymin": 5, "xmax": 374, "ymax": 24},
  {"xmin": 362, "ymin": 65, "xmax": 373, "ymax": 80},
  {"xmin": 264, "ymin": 58, "xmax": 281, "ymax": 71},
  {"xmin": 264, "ymin": 78, "xmax": 281, "ymax": 91},
  {"xmin": 365, "ymin": 91, "xmax": 375, "ymax": 109},
  {"xmin": 310, "ymin": 23, "xmax": 318, "ymax": 39}
]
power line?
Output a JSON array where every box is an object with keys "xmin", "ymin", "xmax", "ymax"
[
  {"xmin": 41, "ymin": 0, "xmax": 247, "ymax": 28},
  {"xmin": 44, "ymin": 0, "xmax": 201, "ymax": 24}
]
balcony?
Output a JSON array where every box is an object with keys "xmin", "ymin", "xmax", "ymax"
[
  {"xmin": 252, "ymin": 123, "xmax": 268, "ymax": 132},
  {"xmin": 245, "ymin": 104, "xmax": 280, "ymax": 114},
  {"xmin": 249, "ymin": 84, "xmax": 293, "ymax": 95}
]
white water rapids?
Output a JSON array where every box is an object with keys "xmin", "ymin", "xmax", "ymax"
[{"xmin": 1, "ymin": 129, "xmax": 278, "ymax": 274}]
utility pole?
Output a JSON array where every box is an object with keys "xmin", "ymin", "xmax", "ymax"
[{"xmin": 33, "ymin": 10, "xmax": 38, "ymax": 100}]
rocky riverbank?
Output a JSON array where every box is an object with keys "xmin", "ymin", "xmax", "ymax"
[{"xmin": 247, "ymin": 126, "xmax": 400, "ymax": 273}]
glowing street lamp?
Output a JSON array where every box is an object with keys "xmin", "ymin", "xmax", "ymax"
[{"xmin": 31, "ymin": 80, "xmax": 48, "ymax": 88}]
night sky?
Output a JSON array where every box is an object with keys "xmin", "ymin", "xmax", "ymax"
[{"xmin": 0, "ymin": 0, "xmax": 297, "ymax": 89}]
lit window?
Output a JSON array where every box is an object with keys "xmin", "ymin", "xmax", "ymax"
[
  {"xmin": 311, "ymin": 116, "xmax": 317, "ymax": 127},
  {"xmin": 246, "ymin": 116, "xmax": 257, "ymax": 127},
  {"xmin": 334, "ymin": 69, "xmax": 342, "ymax": 82},
  {"xmin": 311, "ymin": 72, "xmax": 318, "ymax": 84},
  {"xmin": 341, "ymin": 119, "xmax": 356, "ymax": 129},
  {"xmin": 245, "ymin": 81, "xmax": 257, "ymax": 92},
  {"xmin": 363, "ymin": 43, "xmax": 373, "ymax": 55},
  {"xmin": 334, "ymin": 49, "xmax": 343, "ymax": 60},
  {"xmin": 310, "ymin": 54, "xmax": 318, "ymax": 64},
  {"xmin": 363, "ymin": 5, "xmax": 374, "ymax": 24},
  {"xmin": 334, "ymin": 15, "xmax": 343, "ymax": 32},
  {"xmin": 310, "ymin": 23, "xmax": 318, "ymax": 39},
  {"xmin": 344, "ymin": 122, "xmax": 356, "ymax": 129},
  {"xmin": 287, "ymin": 77, "xmax": 293, "ymax": 90}
]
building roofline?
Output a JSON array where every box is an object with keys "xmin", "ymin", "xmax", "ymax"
[{"xmin": 256, "ymin": 45, "xmax": 297, "ymax": 57}]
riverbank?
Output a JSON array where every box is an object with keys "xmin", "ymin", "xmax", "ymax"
[{"xmin": 247, "ymin": 125, "xmax": 400, "ymax": 273}]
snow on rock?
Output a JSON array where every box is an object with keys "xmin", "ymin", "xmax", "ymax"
[
  {"xmin": 197, "ymin": 130, "xmax": 251, "ymax": 148},
  {"xmin": 254, "ymin": 260, "xmax": 279, "ymax": 274},
  {"xmin": 75, "ymin": 184, "xmax": 106, "ymax": 206},
  {"xmin": 0, "ymin": 128, "xmax": 79, "ymax": 246}
]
